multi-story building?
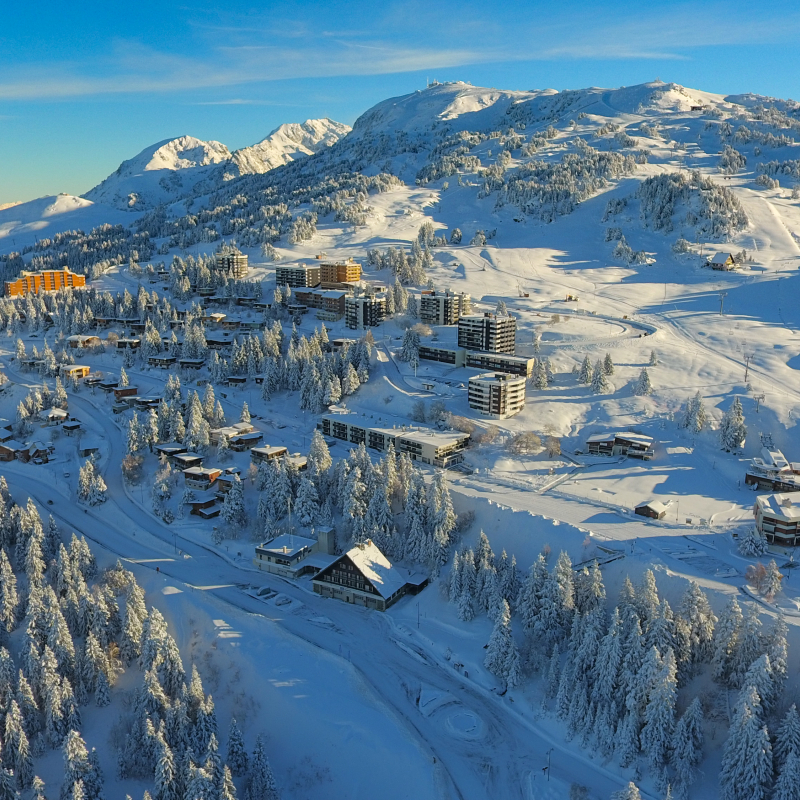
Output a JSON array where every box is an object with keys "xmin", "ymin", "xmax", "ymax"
[
  {"xmin": 318, "ymin": 414, "xmax": 469, "ymax": 468},
  {"xmin": 417, "ymin": 345, "xmax": 467, "ymax": 367},
  {"xmin": 312, "ymin": 540, "xmax": 426, "ymax": 611},
  {"xmin": 585, "ymin": 432, "xmax": 655, "ymax": 460},
  {"xmin": 293, "ymin": 288, "xmax": 348, "ymax": 320},
  {"xmin": 465, "ymin": 351, "xmax": 534, "ymax": 377},
  {"xmin": 419, "ymin": 290, "xmax": 471, "ymax": 326},
  {"xmin": 458, "ymin": 313, "xmax": 516, "ymax": 354},
  {"xmin": 467, "ymin": 372, "xmax": 526, "ymax": 419},
  {"xmin": 345, "ymin": 295, "xmax": 387, "ymax": 329},
  {"xmin": 214, "ymin": 247, "xmax": 248, "ymax": 279},
  {"xmin": 5, "ymin": 269, "xmax": 86, "ymax": 297},
  {"xmin": 275, "ymin": 264, "xmax": 321, "ymax": 289},
  {"xmin": 754, "ymin": 493, "xmax": 800, "ymax": 546},
  {"xmin": 319, "ymin": 258, "xmax": 361, "ymax": 284}
]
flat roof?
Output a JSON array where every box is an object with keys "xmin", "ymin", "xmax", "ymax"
[
  {"xmin": 322, "ymin": 414, "xmax": 469, "ymax": 446},
  {"xmin": 183, "ymin": 466, "xmax": 219, "ymax": 477},
  {"xmin": 258, "ymin": 534, "xmax": 317, "ymax": 559},
  {"xmin": 252, "ymin": 445, "xmax": 288, "ymax": 455},
  {"xmin": 587, "ymin": 431, "xmax": 654, "ymax": 446},
  {"xmin": 758, "ymin": 493, "xmax": 800, "ymax": 522}
]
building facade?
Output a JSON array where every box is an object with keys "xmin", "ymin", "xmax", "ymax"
[
  {"xmin": 419, "ymin": 290, "xmax": 471, "ymax": 326},
  {"xmin": 457, "ymin": 313, "xmax": 516, "ymax": 354},
  {"xmin": 465, "ymin": 351, "xmax": 534, "ymax": 377},
  {"xmin": 214, "ymin": 249, "xmax": 248, "ymax": 279},
  {"xmin": 467, "ymin": 372, "xmax": 526, "ymax": 419},
  {"xmin": 318, "ymin": 415, "xmax": 469, "ymax": 468},
  {"xmin": 754, "ymin": 493, "xmax": 800, "ymax": 546},
  {"xmin": 345, "ymin": 296, "xmax": 387, "ymax": 329},
  {"xmin": 275, "ymin": 264, "xmax": 321, "ymax": 289},
  {"xmin": 418, "ymin": 345, "xmax": 467, "ymax": 367},
  {"xmin": 319, "ymin": 258, "xmax": 361, "ymax": 284},
  {"xmin": 5, "ymin": 269, "xmax": 86, "ymax": 297},
  {"xmin": 293, "ymin": 289, "xmax": 347, "ymax": 320}
]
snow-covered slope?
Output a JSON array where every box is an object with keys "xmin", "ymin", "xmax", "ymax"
[
  {"xmin": 83, "ymin": 135, "xmax": 232, "ymax": 210},
  {"xmin": 230, "ymin": 118, "xmax": 351, "ymax": 175},
  {"xmin": 0, "ymin": 193, "xmax": 132, "ymax": 249}
]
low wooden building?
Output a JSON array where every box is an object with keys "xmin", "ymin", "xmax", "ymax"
[
  {"xmin": 634, "ymin": 500, "xmax": 669, "ymax": 520},
  {"xmin": 185, "ymin": 490, "xmax": 221, "ymax": 518},
  {"xmin": 113, "ymin": 386, "xmax": 138, "ymax": 402},
  {"xmin": 60, "ymin": 365, "xmax": 91, "ymax": 380},
  {"xmin": 171, "ymin": 452, "xmax": 204, "ymax": 471},
  {"xmin": 63, "ymin": 421, "xmax": 82, "ymax": 436},
  {"xmin": 0, "ymin": 440, "xmax": 24, "ymax": 461},
  {"xmin": 586, "ymin": 432, "xmax": 655, "ymax": 460},
  {"xmin": 707, "ymin": 252, "xmax": 736, "ymax": 271},
  {"xmin": 67, "ymin": 334, "xmax": 101, "ymax": 349},
  {"xmin": 148, "ymin": 354, "xmax": 177, "ymax": 368}
]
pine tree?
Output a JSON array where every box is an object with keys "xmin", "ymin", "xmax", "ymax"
[
  {"xmin": 679, "ymin": 581, "xmax": 716, "ymax": 671},
  {"xmin": 240, "ymin": 402, "xmax": 250, "ymax": 424},
  {"xmin": 719, "ymin": 685, "xmax": 772, "ymax": 800},
  {"xmin": 578, "ymin": 355, "xmax": 593, "ymax": 385},
  {"xmin": 225, "ymin": 718, "xmax": 248, "ymax": 776},
  {"xmin": 611, "ymin": 783, "xmax": 642, "ymax": 800},
  {"xmin": 221, "ymin": 476, "xmax": 247, "ymax": 529},
  {"xmin": 775, "ymin": 704, "xmax": 800, "ymax": 770},
  {"xmin": 730, "ymin": 604, "xmax": 762, "ymax": 689},
  {"xmin": 641, "ymin": 649, "xmax": 677, "ymax": 786},
  {"xmin": 773, "ymin": 749, "xmax": 800, "ymax": 800},
  {"xmin": 293, "ymin": 478, "xmax": 319, "ymax": 527},
  {"xmin": 719, "ymin": 396, "xmax": 747, "ymax": 451},
  {"xmin": 119, "ymin": 367, "xmax": 129, "ymax": 388},
  {"xmin": 531, "ymin": 359, "xmax": 548, "ymax": 390},
  {"xmin": 484, "ymin": 600, "xmax": 520, "ymax": 687},
  {"xmin": 633, "ymin": 367, "xmax": 653, "ymax": 396},
  {"xmin": 649, "ymin": 349, "xmax": 658, "ymax": 366},
  {"xmin": 0, "ymin": 550, "xmax": 18, "ymax": 634},
  {"xmin": 671, "ymin": 696, "xmax": 704, "ymax": 798},
  {"xmin": 763, "ymin": 559, "xmax": 783, "ymax": 601},
  {"xmin": 248, "ymin": 736, "xmax": 279, "ymax": 800},
  {"xmin": 591, "ymin": 359, "xmax": 611, "ymax": 393},
  {"xmin": 681, "ymin": 391, "xmax": 707, "ymax": 433},
  {"xmin": 221, "ymin": 766, "xmax": 237, "ymax": 800}
]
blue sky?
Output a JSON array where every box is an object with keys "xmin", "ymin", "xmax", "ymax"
[{"xmin": 2, "ymin": 0, "xmax": 799, "ymax": 205}]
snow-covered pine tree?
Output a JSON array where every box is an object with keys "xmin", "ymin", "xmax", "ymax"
[
  {"xmin": 719, "ymin": 396, "xmax": 747, "ymax": 451},
  {"xmin": 578, "ymin": 355, "xmax": 593, "ymax": 385},
  {"xmin": 484, "ymin": 600, "xmax": 521, "ymax": 688},
  {"xmin": 221, "ymin": 476, "xmax": 247, "ymax": 530},
  {"xmin": 680, "ymin": 391, "xmax": 707, "ymax": 433},
  {"xmin": 248, "ymin": 736, "xmax": 279, "ymax": 800},
  {"xmin": 641, "ymin": 649, "xmax": 677, "ymax": 790},
  {"xmin": 774, "ymin": 704, "xmax": 800, "ymax": 770},
  {"xmin": 738, "ymin": 527, "xmax": 769, "ymax": 557},
  {"xmin": 590, "ymin": 359, "xmax": 611, "ymax": 393},
  {"xmin": 633, "ymin": 367, "xmax": 653, "ymax": 396},
  {"xmin": 719, "ymin": 685, "xmax": 773, "ymax": 800},
  {"xmin": 671, "ymin": 696, "xmax": 704, "ymax": 799},
  {"xmin": 773, "ymin": 749, "xmax": 800, "ymax": 800},
  {"xmin": 226, "ymin": 718, "xmax": 248, "ymax": 777},
  {"xmin": 611, "ymin": 783, "xmax": 642, "ymax": 800}
]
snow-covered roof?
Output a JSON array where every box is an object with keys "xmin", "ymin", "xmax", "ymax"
[
  {"xmin": 345, "ymin": 541, "xmax": 408, "ymax": 599},
  {"xmin": 79, "ymin": 437, "xmax": 100, "ymax": 451},
  {"xmin": 1, "ymin": 440, "xmax": 25, "ymax": 450},
  {"xmin": 709, "ymin": 252, "xmax": 733, "ymax": 263},
  {"xmin": 761, "ymin": 447, "xmax": 790, "ymax": 471},
  {"xmin": 28, "ymin": 441, "xmax": 47, "ymax": 454},
  {"xmin": 757, "ymin": 493, "xmax": 800, "ymax": 522},
  {"xmin": 259, "ymin": 534, "xmax": 317, "ymax": 559},
  {"xmin": 586, "ymin": 431, "xmax": 654, "ymax": 446},
  {"xmin": 44, "ymin": 407, "xmax": 68, "ymax": 418},
  {"xmin": 636, "ymin": 500, "xmax": 670, "ymax": 514},
  {"xmin": 183, "ymin": 490, "xmax": 218, "ymax": 504}
]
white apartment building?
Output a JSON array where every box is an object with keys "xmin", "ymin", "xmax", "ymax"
[{"xmin": 467, "ymin": 372, "xmax": 526, "ymax": 419}]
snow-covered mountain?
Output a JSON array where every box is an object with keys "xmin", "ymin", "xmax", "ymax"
[
  {"xmin": 230, "ymin": 118, "xmax": 351, "ymax": 175},
  {"xmin": 84, "ymin": 135, "xmax": 232, "ymax": 210},
  {"xmin": 83, "ymin": 119, "xmax": 351, "ymax": 211}
]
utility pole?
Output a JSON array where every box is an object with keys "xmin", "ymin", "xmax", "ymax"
[
  {"xmin": 754, "ymin": 394, "xmax": 765, "ymax": 413},
  {"xmin": 544, "ymin": 749, "xmax": 553, "ymax": 782},
  {"xmin": 719, "ymin": 291, "xmax": 728, "ymax": 316}
]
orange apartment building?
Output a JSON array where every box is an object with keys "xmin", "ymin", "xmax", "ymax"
[
  {"xmin": 317, "ymin": 257, "xmax": 362, "ymax": 284},
  {"xmin": 4, "ymin": 269, "xmax": 86, "ymax": 297}
]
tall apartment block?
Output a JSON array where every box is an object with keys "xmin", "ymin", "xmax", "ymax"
[
  {"xmin": 419, "ymin": 290, "xmax": 471, "ymax": 326},
  {"xmin": 468, "ymin": 372, "xmax": 526, "ymax": 419},
  {"xmin": 457, "ymin": 313, "xmax": 516, "ymax": 354},
  {"xmin": 4, "ymin": 269, "xmax": 86, "ymax": 297},
  {"xmin": 215, "ymin": 248, "xmax": 249, "ymax": 279},
  {"xmin": 275, "ymin": 264, "xmax": 321, "ymax": 289},
  {"xmin": 345, "ymin": 296, "xmax": 387, "ymax": 329}
]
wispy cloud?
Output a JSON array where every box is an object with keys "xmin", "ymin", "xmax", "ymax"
[{"xmin": 1, "ymin": 3, "xmax": 798, "ymax": 101}]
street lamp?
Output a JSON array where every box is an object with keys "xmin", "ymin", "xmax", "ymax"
[{"xmin": 543, "ymin": 748, "xmax": 553, "ymax": 782}]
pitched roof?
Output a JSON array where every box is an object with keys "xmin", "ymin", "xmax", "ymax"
[
  {"xmin": 344, "ymin": 541, "xmax": 407, "ymax": 599},
  {"xmin": 709, "ymin": 252, "xmax": 733, "ymax": 263}
]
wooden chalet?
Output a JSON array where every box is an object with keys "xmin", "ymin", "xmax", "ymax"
[
  {"xmin": 312, "ymin": 540, "xmax": 427, "ymax": 611},
  {"xmin": 634, "ymin": 500, "xmax": 669, "ymax": 520},
  {"xmin": 707, "ymin": 252, "xmax": 736, "ymax": 271}
]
